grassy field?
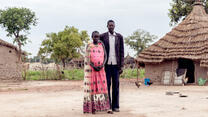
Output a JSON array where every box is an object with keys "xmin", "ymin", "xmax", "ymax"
[{"xmin": 25, "ymin": 68, "xmax": 145, "ymax": 81}]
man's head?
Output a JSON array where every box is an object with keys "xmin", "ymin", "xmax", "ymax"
[{"xmin": 107, "ymin": 20, "xmax": 115, "ymax": 34}]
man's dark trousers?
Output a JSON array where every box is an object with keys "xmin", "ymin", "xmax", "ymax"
[{"xmin": 105, "ymin": 65, "xmax": 119, "ymax": 110}]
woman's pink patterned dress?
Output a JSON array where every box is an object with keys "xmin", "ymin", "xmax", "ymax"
[{"xmin": 83, "ymin": 42, "xmax": 110, "ymax": 113}]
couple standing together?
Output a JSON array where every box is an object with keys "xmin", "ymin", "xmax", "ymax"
[{"xmin": 83, "ymin": 20, "xmax": 124, "ymax": 114}]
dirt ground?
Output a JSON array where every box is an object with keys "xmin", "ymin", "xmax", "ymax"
[{"xmin": 0, "ymin": 79, "xmax": 208, "ymax": 117}]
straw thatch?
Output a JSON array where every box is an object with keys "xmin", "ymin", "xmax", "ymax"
[
  {"xmin": 0, "ymin": 38, "xmax": 18, "ymax": 50},
  {"xmin": 137, "ymin": 1, "xmax": 208, "ymax": 67}
]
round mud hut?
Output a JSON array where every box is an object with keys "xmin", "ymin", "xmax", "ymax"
[
  {"xmin": 137, "ymin": 1, "xmax": 208, "ymax": 85},
  {"xmin": 0, "ymin": 38, "xmax": 22, "ymax": 81}
]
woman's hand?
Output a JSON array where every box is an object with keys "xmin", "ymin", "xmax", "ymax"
[
  {"xmin": 93, "ymin": 66, "xmax": 104, "ymax": 71},
  {"xmin": 90, "ymin": 62, "xmax": 102, "ymax": 71},
  {"xmin": 97, "ymin": 66, "xmax": 103, "ymax": 70},
  {"xmin": 94, "ymin": 67, "xmax": 101, "ymax": 71}
]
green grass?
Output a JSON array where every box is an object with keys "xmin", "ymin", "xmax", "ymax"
[
  {"xmin": 25, "ymin": 68, "xmax": 145, "ymax": 81},
  {"xmin": 139, "ymin": 68, "xmax": 145, "ymax": 79},
  {"xmin": 120, "ymin": 68, "xmax": 145, "ymax": 79},
  {"xmin": 25, "ymin": 69, "xmax": 84, "ymax": 81},
  {"xmin": 120, "ymin": 69, "xmax": 137, "ymax": 79},
  {"xmin": 26, "ymin": 70, "xmax": 60, "ymax": 80},
  {"xmin": 64, "ymin": 69, "xmax": 84, "ymax": 80},
  {"xmin": 26, "ymin": 71, "xmax": 41, "ymax": 80}
]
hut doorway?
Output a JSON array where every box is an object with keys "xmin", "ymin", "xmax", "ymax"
[{"xmin": 178, "ymin": 59, "xmax": 195, "ymax": 83}]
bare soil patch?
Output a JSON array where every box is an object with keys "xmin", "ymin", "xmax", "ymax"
[{"xmin": 0, "ymin": 79, "xmax": 208, "ymax": 117}]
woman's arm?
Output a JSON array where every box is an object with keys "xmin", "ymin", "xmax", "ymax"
[
  {"xmin": 101, "ymin": 41, "xmax": 107, "ymax": 66},
  {"xmin": 87, "ymin": 43, "xmax": 100, "ymax": 71},
  {"xmin": 85, "ymin": 44, "xmax": 91, "ymax": 65},
  {"xmin": 96, "ymin": 41, "xmax": 107, "ymax": 70},
  {"xmin": 89, "ymin": 41, "xmax": 107, "ymax": 71}
]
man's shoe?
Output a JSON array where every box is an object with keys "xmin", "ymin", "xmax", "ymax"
[
  {"xmin": 112, "ymin": 108, "xmax": 120, "ymax": 112},
  {"xmin": 107, "ymin": 110, "xmax": 113, "ymax": 114}
]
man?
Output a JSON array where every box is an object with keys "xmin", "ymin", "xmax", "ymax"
[{"xmin": 100, "ymin": 20, "xmax": 124, "ymax": 112}]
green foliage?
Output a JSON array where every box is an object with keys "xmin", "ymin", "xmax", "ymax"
[
  {"xmin": 25, "ymin": 69, "xmax": 84, "ymax": 80},
  {"xmin": 120, "ymin": 68, "xmax": 145, "ymax": 79},
  {"xmin": 38, "ymin": 26, "xmax": 89, "ymax": 68},
  {"xmin": 0, "ymin": 7, "xmax": 37, "ymax": 38},
  {"xmin": 139, "ymin": 68, "xmax": 145, "ymax": 79},
  {"xmin": 26, "ymin": 71, "xmax": 41, "ymax": 80},
  {"xmin": 198, "ymin": 77, "xmax": 207, "ymax": 86},
  {"xmin": 168, "ymin": 0, "xmax": 208, "ymax": 26},
  {"xmin": 120, "ymin": 69, "xmax": 138, "ymax": 79},
  {"xmin": 125, "ymin": 29, "xmax": 157, "ymax": 56},
  {"xmin": 64, "ymin": 69, "xmax": 84, "ymax": 80},
  {"xmin": 25, "ymin": 69, "xmax": 144, "ymax": 80},
  {"xmin": 26, "ymin": 70, "xmax": 61, "ymax": 80},
  {"xmin": 0, "ymin": 7, "xmax": 37, "ymax": 61}
]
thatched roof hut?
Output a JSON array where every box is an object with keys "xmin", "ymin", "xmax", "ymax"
[
  {"xmin": 0, "ymin": 38, "xmax": 22, "ymax": 81},
  {"xmin": 137, "ymin": 1, "xmax": 208, "ymax": 85},
  {"xmin": 67, "ymin": 56, "xmax": 84, "ymax": 69},
  {"xmin": 124, "ymin": 54, "xmax": 136, "ymax": 68},
  {"xmin": 0, "ymin": 38, "xmax": 18, "ymax": 50}
]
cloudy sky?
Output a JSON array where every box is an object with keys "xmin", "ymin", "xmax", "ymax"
[{"xmin": 0, "ymin": 0, "xmax": 172, "ymax": 57}]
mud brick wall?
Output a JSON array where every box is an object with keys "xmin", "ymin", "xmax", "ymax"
[
  {"xmin": 145, "ymin": 60, "xmax": 177, "ymax": 84},
  {"xmin": 0, "ymin": 46, "xmax": 21, "ymax": 81},
  {"xmin": 195, "ymin": 63, "xmax": 208, "ymax": 84},
  {"xmin": 145, "ymin": 60, "xmax": 208, "ymax": 85}
]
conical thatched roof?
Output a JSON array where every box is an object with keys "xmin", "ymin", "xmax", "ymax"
[{"xmin": 137, "ymin": 1, "xmax": 208, "ymax": 67}]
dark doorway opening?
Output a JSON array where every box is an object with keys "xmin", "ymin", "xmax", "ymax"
[{"xmin": 178, "ymin": 58, "xmax": 195, "ymax": 83}]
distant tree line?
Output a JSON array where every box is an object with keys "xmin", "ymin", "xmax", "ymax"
[{"xmin": 24, "ymin": 56, "xmax": 54, "ymax": 64}]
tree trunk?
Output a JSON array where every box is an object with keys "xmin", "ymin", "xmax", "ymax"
[
  {"xmin": 62, "ymin": 59, "xmax": 65, "ymax": 69},
  {"xmin": 16, "ymin": 37, "xmax": 22, "ymax": 63},
  {"xmin": 15, "ymin": 36, "xmax": 24, "ymax": 80},
  {"xmin": 56, "ymin": 64, "xmax": 61, "ymax": 80}
]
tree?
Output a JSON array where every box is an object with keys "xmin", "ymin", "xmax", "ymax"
[
  {"xmin": 168, "ymin": 0, "xmax": 208, "ymax": 26},
  {"xmin": 125, "ymin": 29, "xmax": 157, "ymax": 56},
  {"xmin": 38, "ymin": 26, "xmax": 89, "ymax": 69},
  {"xmin": 0, "ymin": 7, "xmax": 37, "ymax": 62},
  {"xmin": 22, "ymin": 52, "xmax": 32, "ymax": 63}
]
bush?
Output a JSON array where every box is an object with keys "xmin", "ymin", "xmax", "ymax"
[
  {"xmin": 139, "ymin": 68, "xmax": 145, "ymax": 79},
  {"xmin": 25, "ymin": 69, "xmax": 84, "ymax": 80},
  {"xmin": 64, "ymin": 69, "xmax": 84, "ymax": 80},
  {"xmin": 25, "ymin": 68, "xmax": 145, "ymax": 81},
  {"xmin": 120, "ymin": 68, "xmax": 145, "ymax": 79}
]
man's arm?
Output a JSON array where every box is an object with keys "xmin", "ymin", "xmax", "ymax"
[
  {"xmin": 120, "ymin": 35, "xmax": 124, "ymax": 69},
  {"xmin": 99, "ymin": 33, "xmax": 104, "ymax": 42}
]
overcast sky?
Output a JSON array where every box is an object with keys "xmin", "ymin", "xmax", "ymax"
[{"xmin": 0, "ymin": 0, "xmax": 172, "ymax": 57}]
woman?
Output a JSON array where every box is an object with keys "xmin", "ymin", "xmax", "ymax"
[{"xmin": 83, "ymin": 31, "xmax": 112, "ymax": 114}]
